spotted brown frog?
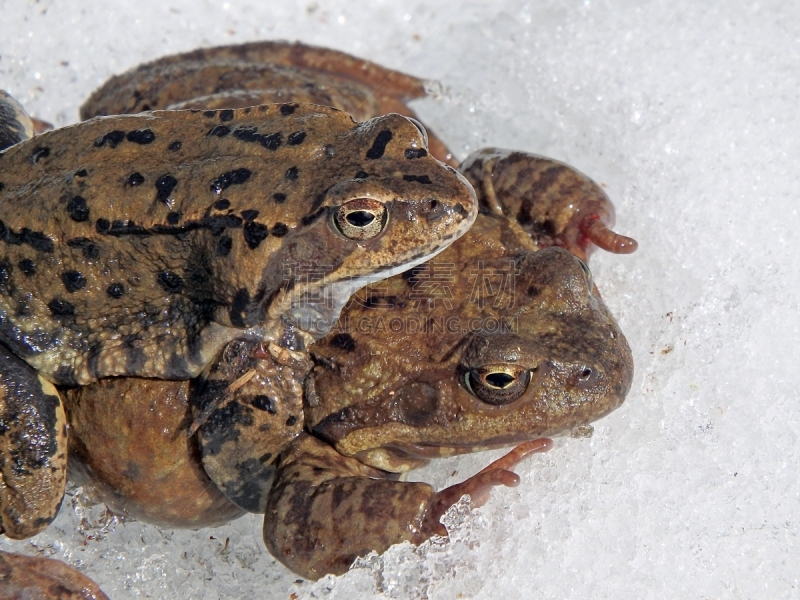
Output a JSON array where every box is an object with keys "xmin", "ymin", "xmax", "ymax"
[
  {"xmin": 0, "ymin": 43, "xmax": 479, "ymax": 539},
  {"xmin": 64, "ymin": 159, "xmax": 634, "ymax": 583},
  {"xmin": 2, "ymin": 41, "xmax": 637, "ymax": 580}
]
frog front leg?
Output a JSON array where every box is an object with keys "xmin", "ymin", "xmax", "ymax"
[
  {"xmin": 0, "ymin": 343, "xmax": 67, "ymax": 539},
  {"xmin": 459, "ymin": 148, "xmax": 638, "ymax": 260},
  {"xmin": 264, "ymin": 433, "xmax": 551, "ymax": 580}
]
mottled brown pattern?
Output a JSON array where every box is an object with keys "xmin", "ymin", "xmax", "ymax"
[
  {"xmin": 0, "ymin": 343, "xmax": 66, "ymax": 539},
  {"xmin": 264, "ymin": 434, "xmax": 433, "ymax": 579},
  {"xmin": 80, "ymin": 40, "xmax": 456, "ymax": 165},
  {"xmin": 309, "ymin": 212, "xmax": 633, "ymax": 472},
  {"xmin": 0, "ymin": 550, "xmax": 108, "ymax": 599},
  {"xmin": 0, "ymin": 104, "xmax": 476, "ymax": 386},
  {"xmin": 460, "ymin": 148, "xmax": 637, "ymax": 260},
  {"xmin": 1, "ymin": 42, "xmax": 639, "ymax": 582}
]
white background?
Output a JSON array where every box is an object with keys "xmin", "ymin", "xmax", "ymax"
[{"xmin": 1, "ymin": 1, "xmax": 798, "ymax": 598}]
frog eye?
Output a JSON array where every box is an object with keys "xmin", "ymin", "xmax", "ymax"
[
  {"xmin": 407, "ymin": 117, "xmax": 429, "ymax": 148},
  {"xmin": 463, "ymin": 365, "xmax": 532, "ymax": 405},
  {"xmin": 334, "ymin": 198, "xmax": 389, "ymax": 241}
]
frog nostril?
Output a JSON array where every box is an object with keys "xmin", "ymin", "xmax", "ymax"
[
  {"xmin": 345, "ymin": 210, "xmax": 375, "ymax": 227},
  {"xmin": 485, "ymin": 372, "xmax": 515, "ymax": 389},
  {"xmin": 578, "ymin": 367, "xmax": 593, "ymax": 381}
]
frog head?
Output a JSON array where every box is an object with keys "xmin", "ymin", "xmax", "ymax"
[
  {"xmin": 308, "ymin": 230, "xmax": 633, "ymax": 472},
  {"xmin": 245, "ymin": 109, "xmax": 477, "ymax": 344}
]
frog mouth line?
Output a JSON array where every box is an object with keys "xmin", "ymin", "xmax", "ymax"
[{"xmin": 370, "ymin": 434, "xmax": 539, "ymax": 461}]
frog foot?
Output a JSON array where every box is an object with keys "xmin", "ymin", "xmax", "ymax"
[
  {"xmin": 458, "ymin": 148, "xmax": 638, "ymax": 261},
  {"xmin": 422, "ymin": 438, "xmax": 553, "ymax": 536},
  {"xmin": 264, "ymin": 435, "xmax": 552, "ymax": 579},
  {"xmin": 581, "ymin": 215, "xmax": 639, "ymax": 256}
]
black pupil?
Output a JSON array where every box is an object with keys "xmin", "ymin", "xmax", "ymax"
[
  {"xmin": 485, "ymin": 372, "xmax": 515, "ymax": 388},
  {"xmin": 346, "ymin": 210, "xmax": 375, "ymax": 227}
]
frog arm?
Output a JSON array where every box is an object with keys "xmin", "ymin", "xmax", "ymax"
[
  {"xmin": 263, "ymin": 433, "xmax": 551, "ymax": 580},
  {"xmin": 0, "ymin": 343, "xmax": 67, "ymax": 539},
  {"xmin": 459, "ymin": 148, "xmax": 638, "ymax": 260}
]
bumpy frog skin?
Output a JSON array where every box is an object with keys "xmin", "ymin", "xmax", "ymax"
[
  {"xmin": 0, "ymin": 43, "xmax": 478, "ymax": 540},
  {"xmin": 0, "ymin": 41, "xmax": 637, "ymax": 581},
  {"xmin": 0, "ymin": 104, "xmax": 475, "ymax": 385}
]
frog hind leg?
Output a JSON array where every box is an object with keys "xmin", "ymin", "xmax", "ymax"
[
  {"xmin": 0, "ymin": 343, "xmax": 68, "ymax": 539},
  {"xmin": 264, "ymin": 434, "xmax": 552, "ymax": 580},
  {"xmin": 459, "ymin": 148, "xmax": 638, "ymax": 261}
]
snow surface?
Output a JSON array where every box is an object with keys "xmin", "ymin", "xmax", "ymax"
[{"xmin": 1, "ymin": 0, "xmax": 799, "ymax": 598}]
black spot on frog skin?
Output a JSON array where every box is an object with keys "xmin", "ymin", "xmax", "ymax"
[
  {"xmin": 74, "ymin": 169, "xmax": 88, "ymax": 178},
  {"xmin": 232, "ymin": 127, "xmax": 260, "ymax": 143},
  {"xmin": 243, "ymin": 222, "xmax": 268, "ymax": 249},
  {"xmin": 155, "ymin": 174, "xmax": 178, "ymax": 204},
  {"xmin": 126, "ymin": 129, "xmax": 155, "ymax": 144},
  {"xmin": 127, "ymin": 172, "xmax": 145, "ymax": 186},
  {"xmin": 54, "ymin": 364, "xmax": 78, "ymax": 385},
  {"xmin": 203, "ymin": 110, "xmax": 216, "ymax": 118},
  {"xmin": 30, "ymin": 146, "xmax": 50, "ymax": 163},
  {"xmin": 106, "ymin": 283, "xmax": 124, "ymax": 298},
  {"xmin": 285, "ymin": 166, "xmax": 299, "ymax": 180},
  {"xmin": 67, "ymin": 196, "xmax": 90, "ymax": 222},
  {"xmin": 95, "ymin": 130, "xmax": 125, "ymax": 148},
  {"xmin": 241, "ymin": 210, "xmax": 259, "ymax": 222},
  {"xmin": 354, "ymin": 170, "xmax": 368, "ymax": 179},
  {"xmin": 251, "ymin": 395, "xmax": 276, "ymax": 413},
  {"xmin": 273, "ymin": 193, "xmax": 287, "ymax": 204},
  {"xmin": 231, "ymin": 126, "xmax": 282, "ymax": 150},
  {"xmin": 0, "ymin": 183, "xmax": 4, "ymax": 191},
  {"xmin": 229, "ymin": 288, "xmax": 250, "ymax": 327},
  {"xmin": 214, "ymin": 199, "xmax": 231, "ymax": 210},
  {"xmin": 330, "ymin": 333, "xmax": 356, "ymax": 352},
  {"xmin": 217, "ymin": 235, "xmax": 233, "ymax": 256},
  {"xmin": 0, "ymin": 221, "xmax": 55, "ymax": 253},
  {"xmin": 208, "ymin": 125, "xmax": 231, "ymax": 137},
  {"xmin": 168, "ymin": 140, "xmax": 182, "ymax": 151},
  {"xmin": 210, "ymin": 168, "xmax": 252, "ymax": 194},
  {"xmin": 280, "ymin": 103, "xmax": 297, "ymax": 115},
  {"xmin": 219, "ymin": 109, "xmax": 234, "ymax": 122},
  {"xmin": 66, "ymin": 237, "xmax": 100, "ymax": 259},
  {"xmin": 270, "ymin": 222, "xmax": 288, "ymax": 237},
  {"xmin": 366, "ymin": 129, "xmax": 393, "ymax": 159},
  {"xmin": 157, "ymin": 271, "xmax": 183, "ymax": 293},
  {"xmin": 285, "ymin": 415, "xmax": 298, "ymax": 427},
  {"xmin": 403, "ymin": 174, "xmax": 432, "ymax": 184},
  {"xmin": 404, "ymin": 148, "xmax": 428, "ymax": 159},
  {"xmin": 61, "ymin": 270, "xmax": 86, "ymax": 292},
  {"xmin": 287, "ymin": 131, "xmax": 306, "ymax": 145},
  {"xmin": 18, "ymin": 258, "xmax": 35, "ymax": 275},
  {"xmin": 166, "ymin": 212, "xmax": 182, "ymax": 225},
  {"xmin": 95, "ymin": 218, "xmax": 110, "ymax": 233},
  {"xmin": 261, "ymin": 133, "xmax": 281, "ymax": 150},
  {"xmin": 48, "ymin": 298, "xmax": 74, "ymax": 316},
  {"xmin": 203, "ymin": 214, "xmax": 243, "ymax": 236}
]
